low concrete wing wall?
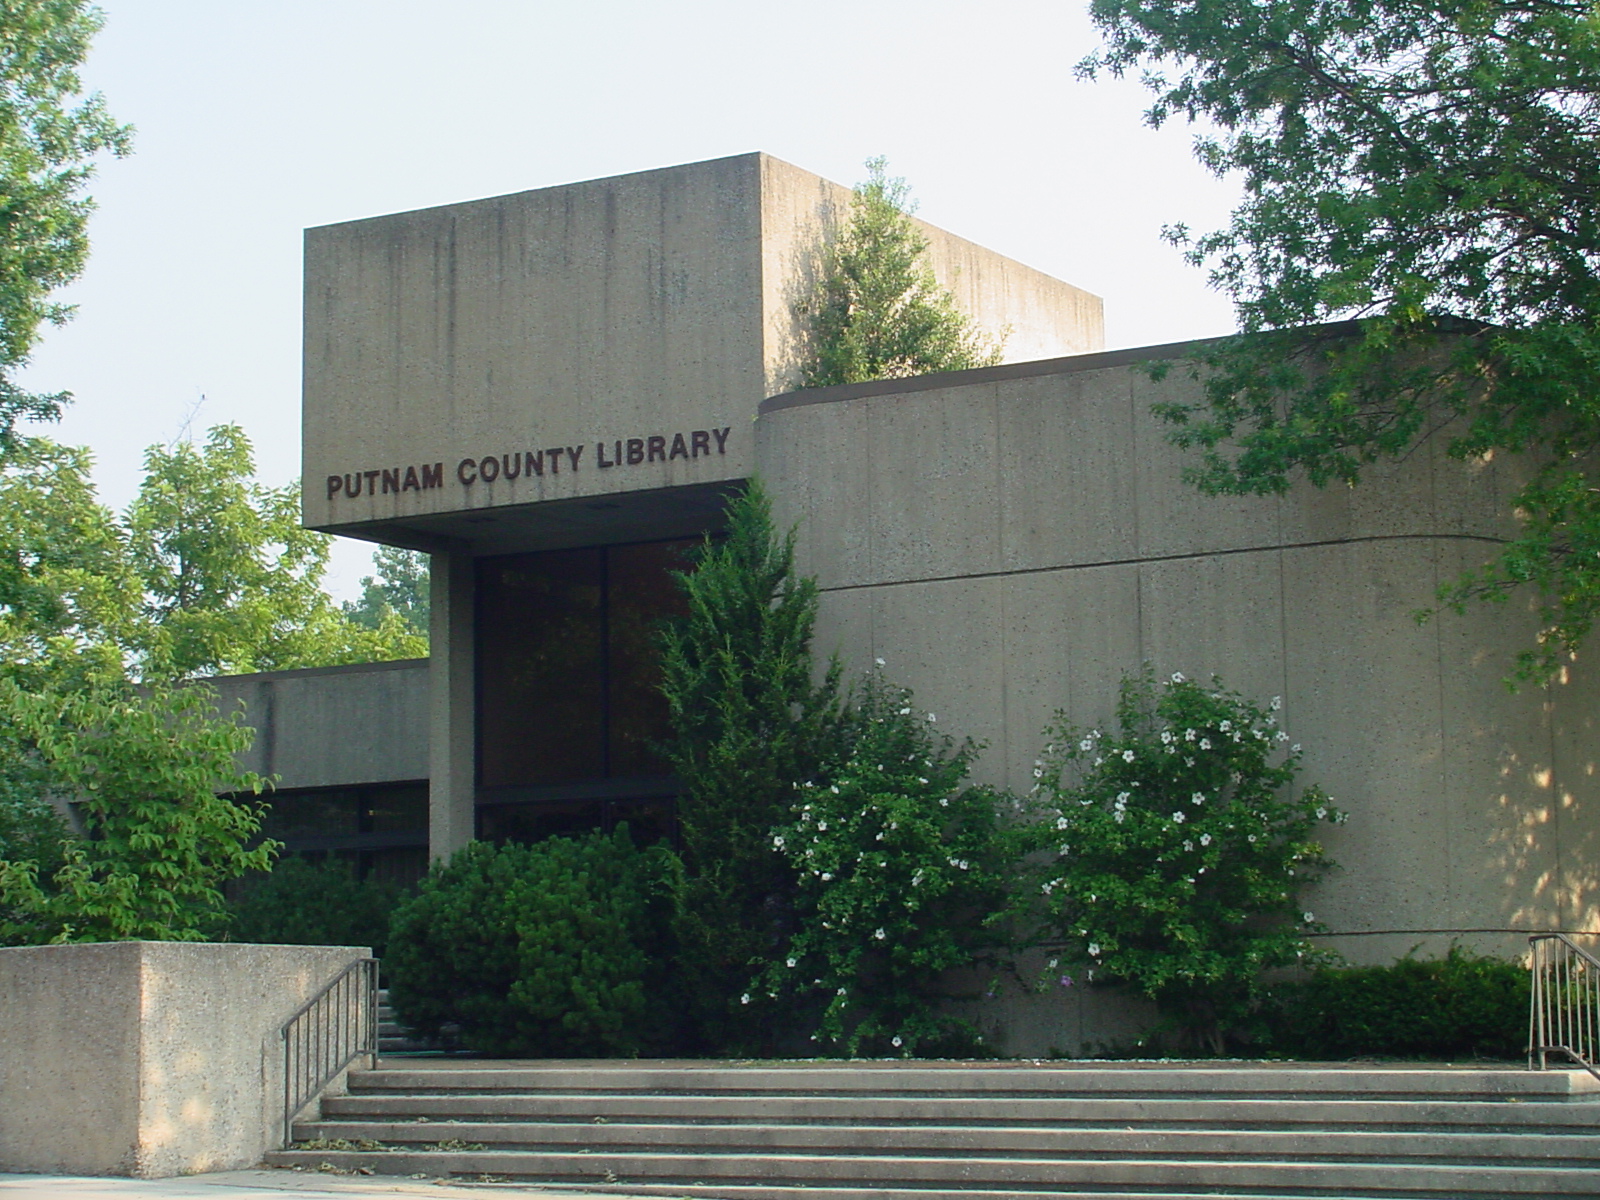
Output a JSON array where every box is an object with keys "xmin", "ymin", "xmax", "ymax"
[{"xmin": 0, "ymin": 941, "xmax": 369, "ymax": 1178}]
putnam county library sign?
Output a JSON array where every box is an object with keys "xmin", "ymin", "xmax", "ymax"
[{"xmin": 324, "ymin": 426, "xmax": 733, "ymax": 502}]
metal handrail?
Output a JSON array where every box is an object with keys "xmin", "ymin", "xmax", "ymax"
[
  {"xmin": 1528, "ymin": 933, "xmax": 1600, "ymax": 1082},
  {"xmin": 281, "ymin": 957, "xmax": 379, "ymax": 1147}
]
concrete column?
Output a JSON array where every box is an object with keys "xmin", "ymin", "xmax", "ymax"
[{"xmin": 429, "ymin": 550, "xmax": 476, "ymax": 859}]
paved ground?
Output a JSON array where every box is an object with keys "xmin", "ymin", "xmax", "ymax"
[{"xmin": 0, "ymin": 1171, "xmax": 619, "ymax": 1200}]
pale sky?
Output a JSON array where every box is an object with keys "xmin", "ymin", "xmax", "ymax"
[{"xmin": 19, "ymin": 0, "xmax": 1240, "ymax": 598}]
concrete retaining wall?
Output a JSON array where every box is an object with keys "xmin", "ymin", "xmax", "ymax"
[{"xmin": 0, "ymin": 941, "xmax": 368, "ymax": 1178}]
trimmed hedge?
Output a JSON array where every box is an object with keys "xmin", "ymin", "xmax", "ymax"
[
  {"xmin": 385, "ymin": 828, "xmax": 676, "ymax": 1057},
  {"xmin": 1262, "ymin": 946, "xmax": 1528, "ymax": 1060}
]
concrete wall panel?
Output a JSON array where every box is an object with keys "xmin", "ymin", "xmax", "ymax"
[
  {"xmin": 758, "ymin": 344, "xmax": 1600, "ymax": 1015},
  {"xmin": 204, "ymin": 660, "xmax": 428, "ymax": 790},
  {"xmin": 305, "ymin": 154, "xmax": 1103, "ymax": 548},
  {"xmin": 0, "ymin": 942, "xmax": 367, "ymax": 1178}
]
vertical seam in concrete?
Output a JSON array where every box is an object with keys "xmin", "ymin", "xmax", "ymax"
[
  {"xmin": 993, "ymin": 385, "xmax": 1011, "ymax": 788},
  {"xmin": 1428, "ymin": 438, "xmax": 1455, "ymax": 923},
  {"xmin": 1130, "ymin": 370, "xmax": 1145, "ymax": 668},
  {"xmin": 865, "ymin": 397, "xmax": 878, "ymax": 665}
]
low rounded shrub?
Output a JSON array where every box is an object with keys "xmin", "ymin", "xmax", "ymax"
[
  {"xmin": 226, "ymin": 855, "xmax": 400, "ymax": 957},
  {"xmin": 1262, "ymin": 946, "xmax": 1529, "ymax": 1060},
  {"xmin": 385, "ymin": 827, "xmax": 676, "ymax": 1057}
]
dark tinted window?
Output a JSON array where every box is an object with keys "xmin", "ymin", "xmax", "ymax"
[{"xmin": 476, "ymin": 539, "xmax": 691, "ymax": 789}]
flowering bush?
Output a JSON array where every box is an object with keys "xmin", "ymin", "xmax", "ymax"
[
  {"xmin": 1031, "ymin": 670, "xmax": 1343, "ymax": 1052},
  {"xmin": 756, "ymin": 671, "xmax": 1030, "ymax": 1056}
]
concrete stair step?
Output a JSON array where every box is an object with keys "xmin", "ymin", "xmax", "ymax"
[
  {"xmin": 257, "ymin": 1148, "xmax": 1600, "ymax": 1195},
  {"xmin": 318, "ymin": 1091, "xmax": 1600, "ymax": 1130},
  {"xmin": 286, "ymin": 1119, "xmax": 1600, "ymax": 1164},
  {"xmin": 351, "ymin": 1061, "xmax": 1597, "ymax": 1101},
  {"xmin": 513, "ymin": 1189, "xmax": 1579, "ymax": 1200}
]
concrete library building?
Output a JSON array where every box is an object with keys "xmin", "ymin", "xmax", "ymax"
[{"xmin": 211, "ymin": 152, "xmax": 1598, "ymax": 1051}]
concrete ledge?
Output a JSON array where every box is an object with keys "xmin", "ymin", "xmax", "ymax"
[{"xmin": 0, "ymin": 942, "xmax": 370, "ymax": 1179}]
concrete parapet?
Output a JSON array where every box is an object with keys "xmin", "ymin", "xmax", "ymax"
[{"xmin": 0, "ymin": 941, "xmax": 369, "ymax": 1179}]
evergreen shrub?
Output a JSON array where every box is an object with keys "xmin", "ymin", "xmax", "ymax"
[
  {"xmin": 658, "ymin": 479, "xmax": 845, "ymax": 1053},
  {"xmin": 226, "ymin": 855, "xmax": 399, "ymax": 957},
  {"xmin": 1261, "ymin": 946, "xmax": 1529, "ymax": 1060},
  {"xmin": 385, "ymin": 828, "xmax": 675, "ymax": 1057}
]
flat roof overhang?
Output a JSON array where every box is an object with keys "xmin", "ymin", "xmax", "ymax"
[{"xmin": 309, "ymin": 479, "xmax": 742, "ymax": 557}]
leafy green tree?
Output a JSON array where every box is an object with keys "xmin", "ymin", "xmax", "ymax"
[
  {"xmin": 125, "ymin": 425, "xmax": 425, "ymax": 678},
  {"xmin": 759, "ymin": 672, "xmax": 1029, "ymax": 1057},
  {"xmin": 1080, "ymin": 0, "xmax": 1600, "ymax": 681},
  {"xmin": 799, "ymin": 159, "xmax": 1003, "ymax": 388},
  {"xmin": 0, "ymin": 436, "xmax": 136, "ymax": 686},
  {"xmin": 0, "ymin": 679, "xmax": 275, "ymax": 944},
  {"xmin": 657, "ymin": 478, "xmax": 845, "ymax": 1051},
  {"xmin": 343, "ymin": 545, "xmax": 430, "ymax": 639},
  {"xmin": 1031, "ymin": 671, "xmax": 1340, "ymax": 1053},
  {"xmin": 0, "ymin": 0, "xmax": 130, "ymax": 447}
]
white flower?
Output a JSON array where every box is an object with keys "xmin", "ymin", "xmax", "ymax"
[
  {"xmin": 740, "ymin": 993, "xmax": 751, "ymax": 1005},
  {"xmin": 1170, "ymin": 672, "xmax": 1186, "ymax": 683},
  {"xmin": 1185, "ymin": 728, "xmax": 1197, "ymax": 742},
  {"xmin": 1291, "ymin": 743, "xmax": 1301, "ymax": 754},
  {"xmin": 1047, "ymin": 958, "xmax": 1058, "ymax": 969},
  {"xmin": 1032, "ymin": 767, "xmax": 1043, "ymax": 779},
  {"xmin": 1041, "ymin": 881, "xmax": 1054, "ymax": 894},
  {"xmin": 1192, "ymin": 791, "xmax": 1206, "ymax": 804},
  {"xmin": 1182, "ymin": 840, "xmax": 1193, "ymax": 852},
  {"xmin": 1276, "ymin": 730, "xmax": 1289, "ymax": 742},
  {"xmin": 1056, "ymin": 816, "xmax": 1070, "ymax": 830},
  {"xmin": 891, "ymin": 1036, "xmax": 902, "ymax": 1047},
  {"xmin": 1172, "ymin": 811, "xmax": 1186, "ymax": 824},
  {"xmin": 917, "ymin": 776, "xmax": 929, "ymax": 784},
  {"xmin": 1080, "ymin": 738, "xmax": 1095, "ymax": 752},
  {"xmin": 939, "ymin": 797, "xmax": 950, "ymax": 807},
  {"xmin": 1122, "ymin": 749, "xmax": 1136, "ymax": 763},
  {"xmin": 1303, "ymin": 911, "xmax": 1315, "ymax": 923},
  {"xmin": 875, "ymin": 831, "xmax": 884, "ymax": 841},
  {"xmin": 1248, "ymin": 834, "xmax": 1257, "ymax": 843},
  {"xmin": 957, "ymin": 859, "xmax": 969, "ymax": 870},
  {"xmin": 837, "ymin": 987, "xmax": 847, "ymax": 996},
  {"xmin": 786, "ymin": 957, "xmax": 797, "ymax": 968},
  {"xmin": 875, "ymin": 657, "xmax": 886, "ymax": 666},
  {"xmin": 1218, "ymin": 720, "xmax": 1232, "ymax": 733},
  {"xmin": 874, "ymin": 928, "xmax": 887, "ymax": 940},
  {"xmin": 1270, "ymin": 696, "xmax": 1282, "ymax": 711},
  {"xmin": 1116, "ymin": 791, "xmax": 1131, "ymax": 805},
  {"xmin": 1087, "ymin": 942, "xmax": 1102, "ymax": 957},
  {"xmin": 773, "ymin": 835, "xmax": 786, "ymax": 850},
  {"xmin": 818, "ymin": 820, "xmax": 828, "ymax": 830},
  {"xmin": 927, "ymin": 713, "xmax": 937, "ymax": 723},
  {"xmin": 830, "ymin": 785, "xmax": 841, "ymax": 794},
  {"xmin": 1315, "ymin": 806, "xmax": 1327, "ymax": 819},
  {"xmin": 1161, "ymin": 731, "xmax": 1174, "ymax": 745},
  {"xmin": 1114, "ymin": 810, "xmax": 1126, "ymax": 823},
  {"xmin": 1199, "ymin": 833, "xmax": 1212, "ymax": 846},
  {"xmin": 899, "ymin": 707, "xmax": 912, "ymax": 716},
  {"xmin": 821, "ymin": 872, "xmax": 833, "ymax": 881}
]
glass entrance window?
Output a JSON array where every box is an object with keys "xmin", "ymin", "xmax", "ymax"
[{"xmin": 476, "ymin": 539, "xmax": 694, "ymax": 797}]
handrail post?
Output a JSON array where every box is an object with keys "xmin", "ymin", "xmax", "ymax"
[
  {"xmin": 279, "ymin": 957, "xmax": 379, "ymax": 1149},
  {"xmin": 1528, "ymin": 933, "xmax": 1600, "ymax": 1082}
]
